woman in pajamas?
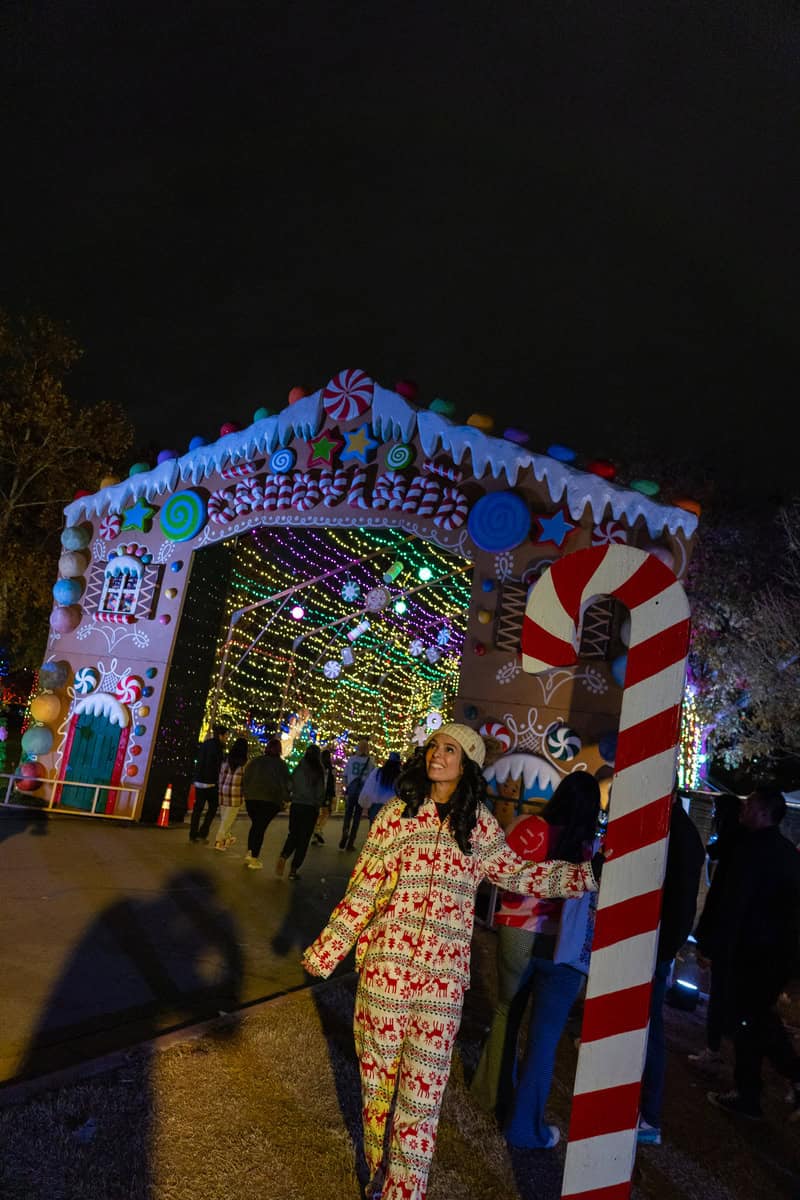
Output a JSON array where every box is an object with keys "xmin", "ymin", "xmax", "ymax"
[{"xmin": 302, "ymin": 724, "xmax": 599, "ymax": 1200}]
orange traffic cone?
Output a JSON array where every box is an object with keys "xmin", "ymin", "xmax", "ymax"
[
  {"xmin": 186, "ymin": 783, "xmax": 196, "ymax": 814},
  {"xmin": 157, "ymin": 783, "xmax": 172, "ymax": 828}
]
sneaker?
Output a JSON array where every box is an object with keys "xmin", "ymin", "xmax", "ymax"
[
  {"xmin": 275, "ymin": 857, "xmax": 286, "ymax": 877},
  {"xmin": 312, "ymin": 832, "xmax": 324, "ymax": 845},
  {"xmin": 338, "ymin": 841, "xmax": 347, "ymax": 852},
  {"xmin": 225, "ymin": 836, "xmax": 236, "ymax": 847},
  {"xmin": 707, "ymin": 1090, "xmax": 763, "ymax": 1120},
  {"xmin": 214, "ymin": 841, "xmax": 226, "ymax": 852},
  {"xmin": 688, "ymin": 1047, "xmax": 723, "ymax": 1067},
  {"xmin": 246, "ymin": 858, "xmax": 264, "ymax": 870},
  {"xmin": 637, "ymin": 1120, "xmax": 662, "ymax": 1145},
  {"xmin": 243, "ymin": 850, "xmax": 253, "ymax": 861}
]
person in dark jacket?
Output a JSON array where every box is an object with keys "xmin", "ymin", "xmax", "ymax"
[
  {"xmin": 242, "ymin": 737, "xmax": 292, "ymax": 869},
  {"xmin": 188, "ymin": 724, "xmax": 228, "ymax": 843},
  {"xmin": 277, "ymin": 744, "xmax": 326, "ymax": 881},
  {"xmin": 311, "ymin": 746, "xmax": 337, "ymax": 846},
  {"xmin": 701, "ymin": 787, "xmax": 800, "ymax": 1120},
  {"xmin": 637, "ymin": 792, "xmax": 705, "ymax": 1144}
]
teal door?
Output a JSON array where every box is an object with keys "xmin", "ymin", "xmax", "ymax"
[{"xmin": 61, "ymin": 711, "xmax": 123, "ymax": 812}]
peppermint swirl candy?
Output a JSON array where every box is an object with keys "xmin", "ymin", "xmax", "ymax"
[
  {"xmin": 115, "ymin": 674, "xmax": 144, "ymax": 704},
  {"xmin": 98, "ymin": 513, "xmax": 122, "ymax": 541},
  {"xmin": 160, "ymin": 489, "xmax": 207, "ymax": 541},
  {"xmin": 269, "ymin": 447, "xmax": 296, "ymax": 475},
  {"xmin": 479, "ymin": 721, "xmax": 512, "ymax": 752},
  {"xmin": 323, "ymin": 660, "xmax": 341, "ymax": 679},
  {"xmin": 386, "ymin": 442, "xmax": 414, "ymax": 471},
  {"xmin": 544, "ymin": 722, "xmax": 582, "ymax": 761},
  {"xmin": 467, "ymin": 491, "xmax": 531, "ymax": 552},
  {"xmin": 322, "ymin": 368, "xmax": 374, "ymax": 421},
  {"xmin": 73, "ymin": 666, "xmax": 99, "ymax": 695},
  {"xmin": 592, "ymin": 520, "xmax": 627, "ymax": 547}
]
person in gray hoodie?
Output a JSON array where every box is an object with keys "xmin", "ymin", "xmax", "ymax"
[
  {"xmin": 277, "ymin": 743, "xmax": 325, "ymax": 880},
  {"xmin": 242, "ymin": 737, "xmax": 292, "ymax": 870}
]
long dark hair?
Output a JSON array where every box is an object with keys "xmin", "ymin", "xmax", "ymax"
[
  {"xmin": 541, "ymin": 771, "xmax": 601, "ymax": 863},
  {"xmin": 295, "ymin": 742, "xmax": 324, "ymax": 783},
  {"xmin": 377, "ymin": 753, "xmax": 402, "ymax": 790},
  {"xmin": 226, "ymin": 736, "xmax": 249, "ymax": 771},
  {"xmin": 395, "ymin": 746, "xmax": 488, "ymax": 855}
]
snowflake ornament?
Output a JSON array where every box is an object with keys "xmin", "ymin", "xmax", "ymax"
[
  {"xmin": 341, "ymin": 580, "xmax": 361, "ymax": 603},
  {"xmin": 323, "ymin": 660, "xmax": 342, "ymax": 679}
]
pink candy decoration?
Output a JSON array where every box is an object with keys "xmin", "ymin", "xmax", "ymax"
[
  {"xmin": 98, "ymin": 513, "xmax": 122, "ymax": 541},
  {"xmin": 219, "ymin": 422, "xmax": 241, "ymax": 437},
  {"xmin": 322, "ymin": 368, "xmax": 374, "ymax": 421}
]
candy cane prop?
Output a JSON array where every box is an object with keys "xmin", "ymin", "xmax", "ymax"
[{"xmin": 522, "ymin": 545, "xmax": 690, "ymax": 1200}]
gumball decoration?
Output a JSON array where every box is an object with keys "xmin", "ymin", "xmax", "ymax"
[
  {"xmin": 394, "ymin": 379, "xmax": 418, "ymax": 402},
  {"xmin": 547, "ymin": 444, "xmax": 577, "ymax": 463},
  {"xmin": 156, "ymin": 449, "xmax": 178, "ymax": 465},
  {"xmin": 598, "ymin": 733, "xmax": 617, "ymax": 765},
  {"xmin": 165, "ymin": 587, "xmax": 177, "ymax": 599},
  {"xmin": 429, "ymin": 397, "xmax": 456, "ymax": 416},
  {"xmin": 611, "ymin": 654, "xmax": 628, "ymax": 687},
  {"xmin": 98, "ymin": 513, "xmax": 123, "ymax": 541},
  {"xmin": 21, "ymin": 725, "xmax": 54, "ymax": 756},
  {"xmin": 145, "ymin": 667, "xmax": 157, "ymax": 678},
  {"xmin": 142, "ymin": 686, "xmax": 154, "ymax": 697},
  {"xmin": 269, "ymin": 447, "xmax": 296, "ymax": 475},
  {"xmin": 159, "ymin": 489, "xmax": 207, "ymax": 542},
  {"xmin": 74, "ymin": 666, "xmax": 99, "ymax": 695},
  {"xmin": 128, "ymin": 462, "xmax": 150, "ymax": 476},
  {"xmin": 675, "ymin": 497, "xmax": 702, "ymax": 516},
  {"xmin": 53, "ymin": 578, "xmax": 82, "ymax": 606},
  {"xmin": 170, "ymin": 561, "xmax": 183, "ymax": 573},
  {"xmin": 477, "ymin": 609, "xmax": 492, "ymax": 625},
  {"xmin": 544, "ymin": 722, "xmax": 582, "ymax": 761},
  {"xmin": 481, "ymin": 578, "xmax": 496, "ymax": 593},
  {"xmin": 323, "ymin": 660, "xmax": 342, "ymax": 679},
  {"xmin": 31, "ymin": 693, "xmax": 60, "ymax": 723},
  {"xmin": 503, "ymin": 427, "xmax": 530, "ymax": 445},
  {"xmin": 73, "ymin": 490, "xmax": 91, "ymax": 500},
  {"xmin": 253, "ymin": 406, "xmax": 273, "ymax": 422},
  {"xmin": 586, "ymin": 458, "xmax": 616, "ymax": 480},
  {"xmin": 134, "ymin": 724, "xmax": 146, "ymax": 737},
  {"xmin": 130, "ymin": 745, "xmax": 142, "ymax": 756},
  {"xmin": 39, "ymin": 660, "xmax": 69, "ymax": 689},
  {"xmin": 468, "ymin": 491, "xmax": 531, "ymax": 553},
  {"xmin": 125, "ymin": 764, "xmax": 139, "ymax": 777},
  {"xmin": 61, "ymin": 525, "xmax": 91, "ymax": 551},
  {"xmin": 115, "ymin": 675, "xmax": 144, "ymax": 704},
  {"xmin": 188, "ymin": 436, "xmax": 208, "ymax": 451},
  {"xmin": 49, "ymin": 605, "xmax": 81, "ymax": 633},
  {"xmin": 322, "ymin": 368, "xmax": 374, "ymax": 420},
  {"xmin": 630, "ymin": 478, "xmax": 660, "ymax": 497},
  {"xmin": 100, "ymin": 475, "xmax": 120, "ymax": 489},
  {"xmin": 464, "ymin": 705, "xmax": 479, "ymax": 721},
  {"xmin": 220, "ymin": 421, "xmax": 241, "ymax": 437},
  {"xmin": 479, "ymin": 721, "xmax": 512, "ymax": 752},
  {"xmin": 159, "ymin": 614, "xmax": 171, "ymax": 625},
  {"xmin": 288, "ymin": 386, "xmax": 308, "ymax": 405},
  {"xmin": 137, "ymin": 706, "xmax": 150, "ymax": 718},
  {"xmin": 16, "ymin": 760, "xmax": 46, "ymax": 792},
  {"xmin": 473, "ymin": 641, "xmax": 487, "ymax": 656},
  {"xmin": 58, "ymin": 551, "xmax": 87, "ymax": 578},
  {"xmin": 466, "ymin": 413, "xmax": 494, "ymax": 432}
]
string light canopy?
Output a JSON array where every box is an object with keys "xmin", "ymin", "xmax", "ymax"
[{"xmin": 202, "ymin": 524, "xmax": 472, "ymax": 763}]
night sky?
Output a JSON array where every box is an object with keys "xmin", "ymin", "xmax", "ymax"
[{"xmin": 4, "ymin": 2, "xmax": 800, "ymax": 494}]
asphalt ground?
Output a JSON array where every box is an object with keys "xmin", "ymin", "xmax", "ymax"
[{"xmin": 1, "ymin": 806, "xmax": 799, "ymax": 1199}]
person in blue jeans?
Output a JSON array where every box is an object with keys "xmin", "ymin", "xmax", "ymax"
[{"xmin": 470, "ymin": 771, "xmax": 601, "ymax": 1148}]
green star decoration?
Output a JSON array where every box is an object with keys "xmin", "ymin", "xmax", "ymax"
[
  {"xmin": 308, "ymin": 429, "xmax": 344, "ymax": 468},
  {"xmin": 340, "ymin": 423, "xmax": 379, "ymax": 464},
  {"xmin": 121, "ymin": 498, "xmax": 156, "ymax": 532}
]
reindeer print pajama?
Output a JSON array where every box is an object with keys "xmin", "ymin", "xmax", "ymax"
[{"xmin": 302, "ymin": 796, "xmax": 596, "ymax": 1200}]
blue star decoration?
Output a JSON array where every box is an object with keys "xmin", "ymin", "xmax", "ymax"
[
  {"xmin": 339, "ymin": 423, "xmax": 379, "ymax": 464},
  {"xmin": 532, "ymin": 509, "xmax": 577, "ymax": 548},
  {"xmin": 121, "ymin": 498, "xmax": 156, "ymax": 532}
]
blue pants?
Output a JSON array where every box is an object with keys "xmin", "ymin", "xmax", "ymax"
[{"xmin": 640, "ymin": 959, "xmax": 671, "ymax": 1128}]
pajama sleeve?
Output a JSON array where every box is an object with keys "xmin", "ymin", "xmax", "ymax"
[
  {"xmin": 475, "ymin": 809, "xmax": 597, "ymax": 899},
  {"xmin": 301, "ymin": 805, "xmax": 397, "ymax": 978}
]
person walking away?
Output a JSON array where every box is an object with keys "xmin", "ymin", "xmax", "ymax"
[
  {"xmin": 214, "ymin": 736, "xmax": 248, "ymax": 850},
  {"xmin": 340, "ymin": 739, "xmax": 376, "ymax": 851},
  {"xmin": 242, "ymin": 736, "xmax": 291, "ymax": 869},
  {"xmin": 189, "ymin": 724, "xmax": 228, "ymax": 842},
  {"xmin": 470, "ymin": 770, "xmax": 602, "ymax": 1146},
  {"xmin": 637, "ymin": 789, "xmax": 705, "ymax": 1145},
  {"xmin": 302, "ymin": 725, "xmax": 601, "ymax": 1200},
  {"xmin": 277, "ymin": 743, "xmax": 325, "ymax": 880},
  {"xmin": 701, "ymin": 787, "xmax": 800, "ymax": 1120},
  {"xmin": 358, "ymin": 752, "xmax": 402, "ymax": 825},
  {"xmin": 312, "ymin": 746, "xmax": 337, "ymax": 846}
]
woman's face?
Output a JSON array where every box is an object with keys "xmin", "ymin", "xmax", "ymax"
[{"xmin": 425, "ymin": 734, "xmax": 464, "ymax": 784}]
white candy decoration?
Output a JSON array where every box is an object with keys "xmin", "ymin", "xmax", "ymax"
[
  {"xmin": 544, "ymin": 721, "xmax": 582, "ymax": 761},
  {"xmin": 98, "ymin": 513, "xmax": 122, "ymax": 540},
  {"xmin": 322, "ymin": 368, "xmax": 374, "ymax": 421},
  {"xmin": 323, "ymin": 660, "xmax": 342, "ymax": 679},
  {"xmin": 73, "ymin": 666, "xmax": 99, "ymax": 695},
  {"xmin": 409, "ymin": 640, "xmax": 424, "ymax": 657}
]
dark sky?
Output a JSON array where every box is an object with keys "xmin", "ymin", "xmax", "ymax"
[{"xmin": 3, "ymin": 2, "xmax": 800, "ymax": 494}]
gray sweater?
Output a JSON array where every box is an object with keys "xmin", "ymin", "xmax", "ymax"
[{"xmin": 242, "ymin": 754, "xmax": 291, "ymax": 806}]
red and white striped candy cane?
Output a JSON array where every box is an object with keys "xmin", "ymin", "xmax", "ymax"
[
  {"xmin": 433, "ymin": 485, "xmax": 468, "ymax": 530},
  {"xmin": 423, "ymin": 459, "xmax": 463, "ymax": 483},
  {"xmin": 416, "ymin": 478, "xmax": 440, "ymax": 518},
  {"xmin": 401, "ymin": 474, "xmax": 427, "ymax": 512},
  {"xmin": 221, "ymin": 461, "xmax": 257, "ymax": 480},
  {"xmin": 94, "ymin": 612, "xmax": 135, "ymax": 624},
  {"xmin": 261, "ymin": 475, "xmax": 279, "ymax": 512},
  {"xmin": 320, "ymin": 467, "xmax": 348, "ymax": 508},
  {"xmin": 522, "ymin": 545, "xmax": 690, "ymax": 1200},
  {"xmin": 276, "ymin": 475, "xmax": 293, "ymax": 509},
  {"xmin": 208, "ymin": 488, "xmax": 236, "ymax": 524},
  {"xmin": 372, "ymin": 469, "xmax": 407, "ymax": 511},
  {"xmin": 292, "ymin": 471, "xmax": 321, "ymax": 511},
  {"xmin": 234, "ymin": 476, "xmax": 263, "ymax": 515},
  {"xmin": 347, "ymin": 466, "xmax": 369, "ymax": 509}
]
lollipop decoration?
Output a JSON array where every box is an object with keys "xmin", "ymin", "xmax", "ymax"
[
  {"xmin": 115, "ymin": 675, "xmax": 144, "ymax": 704},
  {"xmin": 160, "ymin": 489, "xmax": 208, "ymax": 541},
  {"xmin": 386, "ymin": 443, "xmax": 415, "ymax": 470},
  {"xmin": 74, "ymin": 666, "xmax": 99, "ymax": 695},
  {"xmin": 322, "ymin": 368, "xmax": 374, "ymax": 421},
  {"xmin": 544, "ymin": 721, "xmax": 582, "ymax": 761},
  {"xmin": 269, "ymin": 447, "xmax": 296, "ymax": 475},
  {"xmin": 467, "ymin": 491, "xmax": 531, "ymax": 552},
  {"xmin": 98, "ymin": 513, "xmax": 122, "ymax": 541},
  {"xmin": 592, "ymin": 519, "xmax": 628, "ymax": 547},
  {"xmin": 479, "ymin": 721, "xmax": 512, "ymax": 752}
]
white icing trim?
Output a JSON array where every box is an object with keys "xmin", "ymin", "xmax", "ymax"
[{"xmin": 73, "ymin": 691, "xmax": 130, "ymax": 728}]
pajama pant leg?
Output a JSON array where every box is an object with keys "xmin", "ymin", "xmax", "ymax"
[
  {"xmin": 216, "ymin": 806, "xmax": 238, "ymax": 841},
  {"xmin": 354, "ymin": 967, "xmax": 410, "ymax": 1181}
]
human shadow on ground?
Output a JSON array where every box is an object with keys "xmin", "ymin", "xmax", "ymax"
[{"xmin": 0, "ymin": 806, "xmax": 49, "ymax": 844}]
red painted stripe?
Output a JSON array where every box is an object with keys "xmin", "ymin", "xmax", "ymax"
[
  {"xmin": 563, "ymin": 1177, "xmax": 635, "ymax": 1200},
  {"xmin": 569, "ymin": 1079, "xmax": 642, "ymax": 1141},
  {"xmin": 593, "ymin": 888, "xmax": 664, "ymax": 951},
  {"xmin": 553, "ymin": 544, "xmax": 608, "ymax": 618},
  {"xmin": 581, "ymin": 981, "xmax": 653, "ymax": 1042},
  {"xmin": 615, "ymin": 705, "xmax": 682, "ymax": 770},
  {"xmin": 521, "ymin": 619, "xmax": 576, "ymax": 667},
  {"xmin": 624, "ymin": 618, "xmax": 690, "ymax": 687},
  {"xmin": 613, "ymin": 552, "xmax": 675, "ymax": 611},
  {"xmin": 604, "ymin": 797, "xmax": 672, "ymax": 860}
]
